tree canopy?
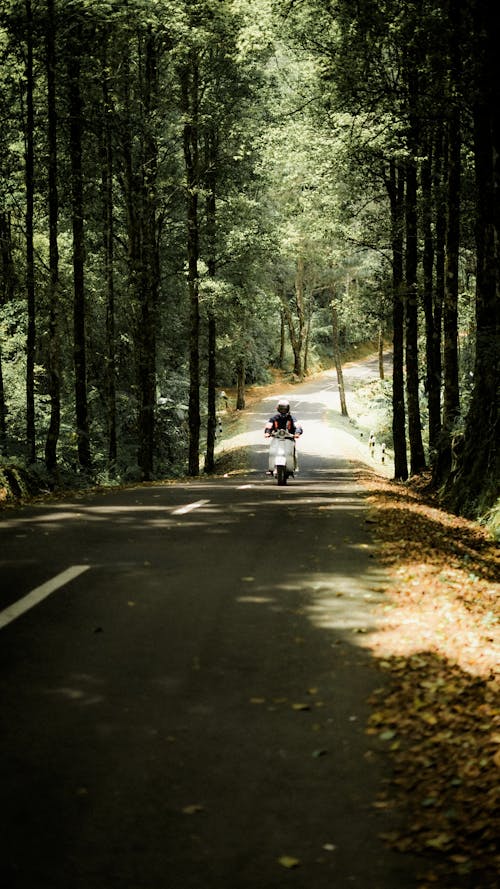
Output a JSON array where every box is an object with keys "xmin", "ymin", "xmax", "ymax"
[{"xmin": 0, "ymin": 0, "xmax": 497, "ymax": 521}]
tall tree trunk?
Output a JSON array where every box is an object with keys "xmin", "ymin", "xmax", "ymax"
[
  {"xmin": 0, "ymin": 343, "xmax": 5, "ymax": 455},
  {"xmin": 137, "ymin": 29, "xmax": 158, "ymax": 481},
  {"xmin": 441, "ymin": 104, "xmax": 461, "ymax": 445},
  {"xmin": 44, "ymin": 0, "xmax": 61, "ymax": 475},
  {"xmin": 236, "ymin": 359, "xmax": 246, "ymax": 410},
  {"xmin": 278, "ymin": 309, "xmax": 285, "ymax": 368},
  {"xmin": 282, "ymin": 299, "xmax": 300, "ymax": 377},
  {"xmin": 421, "ymin": 138, "xmax": 439, "ymax": 456},
  {"xmin": 120, "ymin": 61, "xmax": 143, "ymax": 474},
  {"xmin": 435, "ymin": 1, "xmax": 462, "ymax": 484},
  {"xmin": 281, "ymin": 259, "xmax": 306, "ymax": 378},
  {"xmin": 388, "ymin": 159, "xmax": 408, "ymax": 480},
  {"xmin": 444, "ymin": 0, "xmax": 499, "ymax": 514},
  {"xmin": 404, "ymin": 151, "xmax": 426, "ymax": 475},
  {"xmin": 25, "ymin": 0, "xmax": 36, "ymax": 464},
  {"xmin": 424, "ymin": 126, "xmax": 446, "ymax": 462},
  {"xmin": 101, "ymin": 33, "xmax": 117, "ymax": 467},
  {"xmin": 331, "ymin": 296, "xmax": 348, "ymax": 417},
  {"xmin": 430, "ymin": 127, "xmax": 446, "ymax": 481},
  {"xmin": 378, "ymin": 326, "xmax": 384, "ymax": 380},
  {"xmin": 0, "ymin": 212, "xmax": 15, "ymax": 453},
  {"xmin": 303, "ymin": 302, "xmax": 312, "ymax": 376},
  {"xmin": 204, "ymin": 127, "xmax": 217, "ymax": 474},
  {"xmin": 293, "ymin": 255, "xmax": 306, "ymax": 378},
  {"xmin": 206, "ymin": 311, "xmax": 217, "ymax": 471},
  {"xmin": 68, "ymin": 26, "xmax": 91, "ymax": 469},
  {"xmin": 181, "ymin": 52, "xmax": 200, "ymax": 476},
  {"xmin": 0, "ymin": 216, "xmax": 7, "ymax": 453}
]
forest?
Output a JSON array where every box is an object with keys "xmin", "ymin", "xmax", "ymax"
[{"xmin": 0, "ymin": 0, "xmax": 498, "ymax": 524}]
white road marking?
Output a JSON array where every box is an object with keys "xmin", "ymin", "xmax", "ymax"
[
  {"xmin": 237, "ymin": 485, "xmax": 253, "ymax": 490},
  {"xmin": 0, "ymin": 565, "xmax": 90, "ymax": 630},
  {"xmin": 172, "ymin": 499, "xmax": 210, "ymax": 516}
]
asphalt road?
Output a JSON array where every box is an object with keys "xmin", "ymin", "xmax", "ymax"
[{"xmin": 0, "ymin": 369, "xmax": 423, "ymax": 889}]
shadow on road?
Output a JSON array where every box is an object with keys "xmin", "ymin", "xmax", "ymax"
[{"xmin": 0, "ymin": 450, "xmax": 431, "ymax": 889}]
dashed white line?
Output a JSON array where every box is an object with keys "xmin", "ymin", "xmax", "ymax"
[
  {"xmin": 0, "ymin": 565, "xmax": 90, "ymax": 630},
  {"xmin": 172, "ymin": 499, "xmax": 210, "ymax": 516}
]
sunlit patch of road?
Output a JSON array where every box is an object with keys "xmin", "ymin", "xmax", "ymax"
[{"xmin": 215, "ymin": 358, "xmax": 394, "ymax": 477}]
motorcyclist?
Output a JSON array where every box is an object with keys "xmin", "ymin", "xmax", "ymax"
[
  {"xmin": 265, "ymin": 398, "xmax": 303, "ymax": 474},
  {"xmin": 264, "ymin": 398, "xmax": 303, "ymax": 438}
]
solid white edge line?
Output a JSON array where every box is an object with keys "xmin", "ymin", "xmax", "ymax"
[
  {"xmin": 172, "ymin": 499, "xmax": 210, "ymax": 516},
  {"xmin": 0, "ymin": 565, "xmax": 90, "ymax": 630}
]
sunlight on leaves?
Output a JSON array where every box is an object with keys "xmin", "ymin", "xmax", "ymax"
[
  {"xmin": 182, "ymin": 804, "xmax": 204, "ymax": 815},
  {"xmin": 362, "ymin": 475, "xmax": 500, "ymax": 882},
  {"xmin": 278, "ymin": 856, "xmax": 300, "ymax": 869}
]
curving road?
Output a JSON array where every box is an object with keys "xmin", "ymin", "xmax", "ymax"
[{"xmin": 0, "ymin": 360, "xmax": 424, "ymax": 889}]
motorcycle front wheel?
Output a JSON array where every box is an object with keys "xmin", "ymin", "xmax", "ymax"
[{"xmin": 277, "ymin": 465, "xmax": 286, "ymax": 485}]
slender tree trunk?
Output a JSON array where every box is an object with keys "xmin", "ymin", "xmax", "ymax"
[
  {"xmin": 236, "ymin": 359, "xmax": 246, "ymax": 410},
  {"xmin": 68, "ymin": 26, "xmax": 91, "ymax": 469},
  {"xmin": 101, "ymin": 34, "xmax": 117, "ymax": 467},
  {"xmin": 137, "ymin": 29, "xmax": 158, "ymax": 481},
  {"xmin": 0, "ymin": 344, "xmax": 5, "ymax": 454},
  {"xmin": 293, "ymin": 255, "xmax": 306, "ymax": 378},
  {"xmin": 120, "ymin": 61, "xmax": 143, "ymax": 474},
  {"xmin": 45, "ymin": 0, "xmax": 61, "ymax": 475},
  {"xmin": 421, "ymin": 138, "xmax": 439, "ymax": 457},
  {"xmin": 25, "ymin": 0, "xmax": 36, "ymax": 464},
  {"xmin": 181, "ymin": 53, "xmax": 200, "ymax": 476},
  {"xmin": 444, "ymin": 0, "xmax": 499, "ymax": 514},
  {"xmin": 0, "ymin": 243, "xmax": 6, "ymax": 445},
  {"xmin": 279, "ymin": 309, "xmax": 285, "ymax": 368},
  {"xmin": 331, "ymin": 296, "xmax": 348, "ymax": 417},
  {"xmin": 206, "ymin": 311, "xmax": 217, "ymax": 471},
  {"xmin": 404, "ymin": 151, "xmax": 426, "ymax": 475},
  {"xmin": 282, "ymin": 299, "xmax": 300, "ymax": 377},
  {"xmin": 435, "ymin": 1, "xmax": 462, "ymax": 484},
  {"xmin": 378, "ymin": 326, "xmax": 384, "ymax": 380},
  {"xmin": 430, "ymin": 126, "xmax": 446, "ymax": 482},
  {"xmin": 0, "ymin": 212, "xmax": 15, "ymax": 453},
  {"xmin": 281, "ymin": 260, "xmax": 306, "ymax": 379},
  {"xmin": 388, "ymin": 159, "xmax": 408, "ymax": 480},
  {"xmin": 204, "ymin": 127, "xmax": 217, "ymax": 474},
  {"xmin": 303, "ymin": 303, "xmax": 312, "ymax": 376},
  {"xmin": 442, "ymin": 104, "xmax": 461, "ymax": 437}
]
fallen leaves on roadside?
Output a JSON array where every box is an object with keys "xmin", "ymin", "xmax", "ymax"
[
  {"xmin": 182, "ymin": 804, "xmax": 204, "ymax": 815},
  {"xmin": 278, "ymin": 856, "xmax": 300, "ymax": 869},
  {"xmin": 359, "ymin": 472, "xmax": 500, "ymax": 886}
]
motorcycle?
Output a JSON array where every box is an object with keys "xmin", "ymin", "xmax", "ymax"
[{"xmin": 268, "ymin": 429, "xmax": 297, "ymax": 485}]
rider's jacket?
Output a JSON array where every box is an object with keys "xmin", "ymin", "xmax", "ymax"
[{"xmin": 265, "ymin": 412, "xmax": 303, "ymax": 435}]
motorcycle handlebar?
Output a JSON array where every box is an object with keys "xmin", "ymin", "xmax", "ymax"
[{"xmin": 266, "ymin": 430, "xmax": 299, "ymax": 439}]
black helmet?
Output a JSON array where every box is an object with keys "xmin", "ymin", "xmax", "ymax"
[{"xmin": 277, "ymin": 398, "xmax": 290, "ymax": 415}]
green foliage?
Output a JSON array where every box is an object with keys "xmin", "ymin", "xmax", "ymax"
[
  {"xmin": 0, "ymin": 0, "xmax": 496, "ymax": 515},
  {"xmin": 0, "ymin": 457, "xmax": 50, "ymax": 501},
  {"xmin": 0, "ymin": 0, "xmax": 279, "ymax": 481}
]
